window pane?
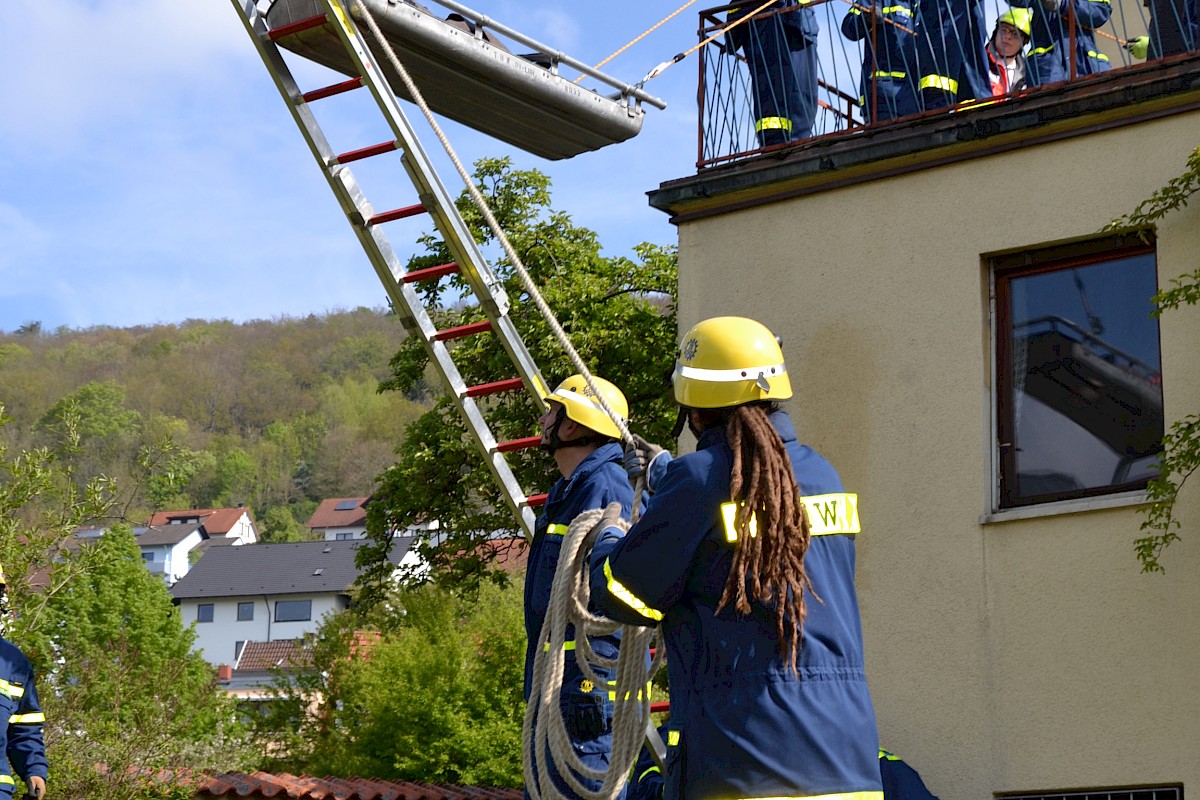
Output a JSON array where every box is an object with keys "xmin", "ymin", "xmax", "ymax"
[
  {"xmin": 237, "ymin": 602, "xmax": 254, "ymax": 621},
  {"xmin": 197, "ymin": 603, "xmax": 214, "ymax": 623},
  {"xmin": 998, "ymin": 246, "xmax": 1163, "ymax": 507},
  {"xmin": 274, "ymin": 600, "xmax": 312, "ymax": 622}
]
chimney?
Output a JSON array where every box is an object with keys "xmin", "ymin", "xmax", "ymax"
[{"xmin": 216, "ymin": 664, "xmax": 233, "ymax": 681}]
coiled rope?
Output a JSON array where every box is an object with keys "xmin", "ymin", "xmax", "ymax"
[{"xmin": 523, "ymin": 507, "xmax": 664, "ymax": 800}]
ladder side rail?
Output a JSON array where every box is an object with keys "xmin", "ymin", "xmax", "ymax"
[
  {"xmin": 325, "ymin": 0, "xmax": 551, "ymax": 409},
  {"xmin": 234, "ymin": 0, "xmax": 538, "ymax": 539}
]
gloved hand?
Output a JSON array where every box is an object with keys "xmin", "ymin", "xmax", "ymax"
[
  {"xmin": 1040, "ymin": 0, "xmax": 1062, "ymax": 11},
  {"xmin": 624, "ymin": 435, "xmax": 665, "ymax": 483},
  {"xmin": 1127, "ymin": 34, "xmax": 1149, "ymax": 59},
  {"xmin": 562, "ymin": 690, "xmax": 609, "ymax": 742}
]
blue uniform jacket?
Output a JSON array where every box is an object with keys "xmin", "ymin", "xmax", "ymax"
[
  {"xmin": 1010, "ymin": 0, "xmax": 1113, "ymax": 84},
  {"xmin": 524, "ymin": 442, "xmax": 634, "ymax": 705},
  {"xmin": 0, "ymin": 638, "xmax": 47, "ymax": 797},
  {"xmin": 840, "ymin": 0, "xmax": 918, "ymax": 121},
  {"xmin": 592, "ymin": 411, "xmax": 880, "ymax": 800}
]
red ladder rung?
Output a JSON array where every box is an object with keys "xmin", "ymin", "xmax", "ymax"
[
  {"xmin": 465, "ymin": 377, "xmax": 525, "ymax": 398},
  {"xmin": 525, "ymin": 493, "xmax": 548, "ymax": 508},
  {"xmin": 302, "ymin": 77, "xmax": 363, "ymax": 103},
  {"xmin": 402, "ymin": 262, "xmax": 460, "ymax": 283},
  {"xmin": 268, "ymin": 14, "xmax": 328, "ymax": 40},
  {"xmin": 368, "ymin": 203, "xmax": 427, "ymax": 226},
  {"xmin": 496, "ymin": 436, "xmax": 542, "ymax": 453},
  {"xmin": 433, "ymin": 320, "xmax": 493, "ymax": 341},
  {"xmin": 337, "ymin": 140, "xmax": 398, "ymax": 164},
  {"xmin": 650, "ymin": 701, "xmax": 670, "ymax": 714}
]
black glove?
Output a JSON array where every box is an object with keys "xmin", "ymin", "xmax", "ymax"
[
  {"xmin": 624, "ymin": 435, "xmax": 665, "ymax": 483},
  {"xmin": 562, "ymin": 689, "xmax": 609, "ymax": 742}
]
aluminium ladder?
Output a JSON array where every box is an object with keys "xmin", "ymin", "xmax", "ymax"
[{"xmin": 232, "ymin": 0, "xmax": 550, "ymax": 540}]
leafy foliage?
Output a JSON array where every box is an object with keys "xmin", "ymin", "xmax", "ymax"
[
  {"xmin": 1106, "ymin": 145, "xmax": 1200, "ymax": 572},
  {"xmin": 0, "ymin": 410, "xmax": 250, "ymax": 799},
  {"xmin": 256, "ymin": 580, "xmax": 526, "ymax": 786},
  {"xmin": 361, "ymin": 158, "xmax": 678, "ymax": 594}
]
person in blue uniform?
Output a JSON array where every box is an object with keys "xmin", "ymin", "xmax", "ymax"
[
  {"xmin": 840, "ymin": 0, "xmax": 919, "ymax": 123},
  {"xmin": 592, "ymin": 316, "xmax": 881, "ymax": 800},
  {"xmin": 630, "ymin": 736, "xmax": 938, "ymax": 800},
  {"xmin": 0, "ymin": 566, "xmax": 47, "ymax": 800},
  {"xmin": 525, "ymin": 374, "xmax": 635, "ymax": 800},
  {"xmin": 915, "ymin": 0, "xmax": 990, "ymax": 110},
  {"xmin": 727, "ymin": 1, "xmax": 820, "ymax": 146},
  {"xmin": 1143, "ymin": 0, "xmax": 1199, "ymax": 57},
  {"xmin": 1008, "ymin": 0, "xmax": 1113, "ymax": 84}
]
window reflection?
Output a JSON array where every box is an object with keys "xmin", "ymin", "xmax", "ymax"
[{"xmin": 999, "ymin": 248, "xmax": 1163, "ymax": 507}]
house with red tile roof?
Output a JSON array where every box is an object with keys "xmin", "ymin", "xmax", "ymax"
[
  {"xmin": 180, "ymin": 771, "xmax": 523, "ymax": 799},
  {"xmin": 306, "ymin": 497, "xmax": 370, "ymax": 540},
  {"xmin": 148, "ymin": 506, "xmax": 258, "ymax": 545}
]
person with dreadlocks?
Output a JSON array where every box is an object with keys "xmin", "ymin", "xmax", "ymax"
[
  {"xmin": 525, "ymin": 374, "xmax": 635, "ymax": 800},
  {"xmin": 590, "ymin": 316, "xmax": 881, "ymax": 800}
]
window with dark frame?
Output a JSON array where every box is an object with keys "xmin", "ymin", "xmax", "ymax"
[
  {"xmin": 237, "ymin": 601, "xmax": 254, "ymax": 621},
  {"xmin": 993, "ymin": 234, "xmax": 1164, "ymax": 510},
  {"xmin": 274, "ymin": 599, "xmax": 312, "ymax": 622},
  {"xmin": 197, "ymin": 603, "xmax": 214, "ymax": 623}
]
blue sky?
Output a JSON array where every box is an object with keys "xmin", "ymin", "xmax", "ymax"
[{"xmin": 0, "ymin": 1, "xmax": 700, "ymax": 333}]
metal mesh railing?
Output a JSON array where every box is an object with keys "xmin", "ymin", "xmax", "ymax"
[{"xmin": 699, "ymin": 0, "xmax": 1198, "ymax": 166}]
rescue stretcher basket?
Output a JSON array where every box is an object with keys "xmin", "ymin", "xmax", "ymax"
[{"xmin": 265, "ymin": 0, "xmax": 665, "ymax": 160}]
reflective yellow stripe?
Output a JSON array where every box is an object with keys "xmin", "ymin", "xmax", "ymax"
[
  {"xmin": 546, "ymin": 523, "xmax": 569, "ymax": 537},
  {"xmin": 722, "ymin": 493, "xmax": 861, "ymax": 542},
  {"xmin": 606, "ymin": 679, "xmax": 651, "ymax": 702},
  {"xmin": 803, "ymin": 493, "xmax": 861, "ymax": 534},
  {"xmin": 755, "ymin": 116, "xmax": 793, "ymax": 133},
  {"xmin": 0, "ymin": 680, "xmax": 24, "ymax": 699},
  {"xmin": 879, "ymin": 748, "xmax": 900, "ymax": 761},
  {"xmin": 667, "ymin": 729, "xmax": 681, "ymax": 746},
  {"xmin": 735, "ymin": 794, "xmax": 883, "ymax": 800},
  {"xmin": 9, "ymin": 712, "xmax": 44, "ymax": 725},
  {"xmin": 1089, "ymin": 50, "xmax": 1110, "ymax": 61},
  {"xmin": 0, "ymin": 776, "xmax": 12, "ymax": 786},
  {"xmin": 919, "ymin": 75, "xmax": 957, "ymax": 93},
  {"xmin": 543, "ymin": 640, "xmax": 577, "ymax": 652},
  {"xmin": 870, "ymin": 71, "xmax": 906, "ymax": 79},
  {"xmin": 638, "ymin": 765, "xmax": 662, "ymax": 782},
  {"xmin": 604, "ymin": 559, "xmax": 664, "ymax": 621},
  {"xmin": 1032, "ymin": 43, "xmax": 1056, "ymax": 55}
]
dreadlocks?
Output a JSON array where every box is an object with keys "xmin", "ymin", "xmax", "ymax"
[{"xmin": 711, "ymin": 402, "xmax": 815, "ymax": 674}]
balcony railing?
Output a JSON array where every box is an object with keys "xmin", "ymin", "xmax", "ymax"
[{"xmin": 697, "ymin": 0, "xmax": 1199, "ymax": 167}]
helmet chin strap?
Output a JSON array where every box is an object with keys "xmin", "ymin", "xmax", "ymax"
[{"xmin": 540, "ymin": 404, "xmax": 570, "ymax": 453}]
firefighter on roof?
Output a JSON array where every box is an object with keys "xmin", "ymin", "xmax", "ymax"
[
  {"xmin": 591, "ymin": 316, "xmax": 881, "ymax": 800},
  {"xmin": 525, "ymin": 375, "xmax": 635, "ymax": 800},
  {"xmin": 1008, "ymin": 0, "xmax": 1114, "ymax": 85},
  {"xmin": 0, "ymin": 565, "xmax": 47, "ymax": 800}
]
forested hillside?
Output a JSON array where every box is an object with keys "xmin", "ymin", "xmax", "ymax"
[{"xmin": 0, "ymin": 308, "xmax": 428, "ymax": 539}]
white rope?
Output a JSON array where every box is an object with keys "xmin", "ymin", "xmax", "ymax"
[
  {"xmin": 351, "ymin": 0, "xmax": 634, "ymax": 448},
  {"xmin": 523, "ymin": 507, "xmax": 663, "ymax": 800}
]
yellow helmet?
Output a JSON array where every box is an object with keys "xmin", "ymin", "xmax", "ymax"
[
  {"xmin": 673, "ymin": 316, "xmax": 793, "ymax": 409},
  {"xmin": 544, "ymin": 374, "xmax": 628, "ymax": 440},
  {"xmin": 997, "ymin": 7, "xmax": 1032, "ymax": 39}
]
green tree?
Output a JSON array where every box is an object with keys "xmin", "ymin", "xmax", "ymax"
[
  {"xmin": 361, "ymin": 158, "xmax": 678, "ymax": 593},
  {"xmin": 258, "ymin": 505, "xmax": 313, "ymax": 543},
  {"xmin": 1107, "ymin": 145, "xmax": 1200, "ymax": 572},
  {"xmin": 36, "ymin": 525, "xmax": 254, "ymax": 799},
  {"xmin": 259, "ymin": 579, "xmax": 525, "ymax": 785}
]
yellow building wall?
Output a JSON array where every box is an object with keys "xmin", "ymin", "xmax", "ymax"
[{"xmin": 673, "ymin": 112, "xmax": 1200, "ymax": 797}]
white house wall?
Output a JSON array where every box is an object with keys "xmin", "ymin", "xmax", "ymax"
[{"xmin": 182, "ymin": 593, "xmax": 349, "ymax": 666}]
